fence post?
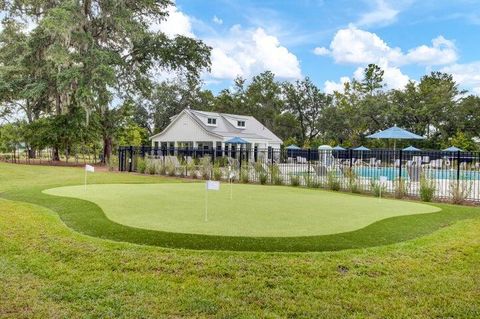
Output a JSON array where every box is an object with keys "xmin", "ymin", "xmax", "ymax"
[
  {"xmin": 349, "ymin": 148, "xmax": 353, "ymax": 168},
  {"xmin": 307, "ymin": 148, "xmax": 311, "ymax": 185},
  {"xmin": 128, "ymin": 146, "xmax": 133, "ymax": 172},
  {"xmin": 398, "ymin": 149, "xmax": 403, "ymax": 181},
  {"xmin": 456, "ymin": 150, "xmax": 461, "ymax": 184}
]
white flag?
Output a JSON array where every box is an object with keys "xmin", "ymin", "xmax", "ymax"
[
  {"xmin": 379, "ymin": 176, "xmax": 388, "ymax": 185},
  {"xmin": 206, "ymin": 180, "xmax": 220, "ymax": 191},
  {"xmin": 85, "ymin": 164, "xmax": 95, "ymax": 173}
]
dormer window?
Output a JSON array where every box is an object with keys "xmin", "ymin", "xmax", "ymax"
[
  {"xmin": 237, "ymin": 120, "xmax": 246, "ymax": 128},
  {"xmin": 207, "ymin": 118, "xmax": 217, "ymax": 126}
]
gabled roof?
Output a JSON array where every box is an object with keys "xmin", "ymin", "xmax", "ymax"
[{"xmin": 150, "ymin": 109, "xmax": 283, "ymax": 143}]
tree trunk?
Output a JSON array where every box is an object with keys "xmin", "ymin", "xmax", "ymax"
[
  {"xmin": 52, "ymin": 147, "xmax": 60, "ymax": 161},
  {"xmin": 102, "ymin": 136, "xmax": 112, "ymax": 165}
]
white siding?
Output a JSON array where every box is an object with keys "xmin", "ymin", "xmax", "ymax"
[{"xmin": 151, "ymin": 112, "xmax": 219, "ymax": 143}]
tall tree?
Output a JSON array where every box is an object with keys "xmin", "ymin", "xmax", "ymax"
[{"xmin": 1, "ymin": 0, "xmax": 211, "ymax": 163}]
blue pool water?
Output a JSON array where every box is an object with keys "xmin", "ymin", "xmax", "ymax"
[{"xmin": 354, "ymin": 167, "xmax": 480, "ymax": 181}]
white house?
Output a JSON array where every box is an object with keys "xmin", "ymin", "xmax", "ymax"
[{"xmin": 150, "ymin": 109, "xmax": 282, "ymax": 156}]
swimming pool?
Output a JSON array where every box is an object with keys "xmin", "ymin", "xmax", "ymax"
[{"xmin": 354, "ymin": 167, "xmax": 480, "ymax": 181}]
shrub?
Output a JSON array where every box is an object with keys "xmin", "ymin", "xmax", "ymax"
[
  {"xmin": 306, "ymin": 176, "xmax": 321, "ymax": 188},
  {"xmin": 165, "ymin": 160, "xmax": 176, "ymax": 176},
  {"xmin": 146, "ymin": 158, "xmax": 157, "ymax": 175},
  {"xmin": 107, "ymin": 156, "xmax": 119, "ymax": 171},
  {"xmin": 199, "ymin": 156, "xmax": 212, "ymax": 180},
  {"xmin": 290, "ymin": 175, "xmax": 300, "ymax": 187},
  {"xmin": 156, "ymin": 160, "xmax": 166, "ymax": 175},
  {"xmin": 259, "ymin": 171, "xmax": 268, "ymax": 185},
  {"xmin": 370, "ymin": 180, "xmax": 386, "ymax": 197},
  {"xmin": 327, "ymin": 171, "xmax": 340, "ymax": 191},
  {"xmin": 344, "ymin": 168, "xmax": 360, "ymax": 193},
  {"xmin": 212, "ymin": 164, "xmax": 222, "ymax": 181},
  {"xmin": 394, "ymin": 178, "xmax": 409, "ymax": 199},
  {"xmin": 269, "ymin": 164, "xmax": 283, "ymax": 185},
  {"xmin": 449, "ymin": 180, "xmax": 472, "ymax": 205},
  {"xmin": 137, "ymin": 157, "xmax": 146, "ymax": 174},
  {"xmin": 419, "ymin": 175, "xmax": 436, "ymax": 202},
  {"xmin": 240, "ymin": 167, "xmax": 250, "ymax": 183}
]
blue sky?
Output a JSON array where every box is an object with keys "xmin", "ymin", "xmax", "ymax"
[{"xmin": 160, "ymin": 0, "xmax": 480, "ymax": 94}]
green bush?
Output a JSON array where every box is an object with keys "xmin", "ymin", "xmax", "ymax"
[
  {"xmin": 199, "ymin": 156, "xmax": 212, "ymax": 180},
  {"xmin": 419, "ymin": 175, "xmax": 436, "ymax": 202},
  {"xmin": 146, "ymin": 159, "xmax": 157, "ymax": 175},
  {"xmin": 290, "ymin": 175, "xmax": 300, "ymax": 187},
  {"xmin": 259, "ymin": 171, "xmax": 268, "ymax": 185},
  {"xmin": 212, "ymin": 164, "xmax": 222, "ymax": 181},
  {"xmin": 107, "ymin": 156, "xmax": 119, "ymax": 171},
  {"xmin": 394, "ymin": 178, "xmax": 408, "ymax": 199},
  {"xmin": 344, "ymin": 168, "xmax": 360, "ymax": 193},
  {"xmin": 327, "ymin": 171, "xmax": 340, "ymax": 191},
  {"xmin": 165, "ymin": 161, "xmax": 176, "ymax": 176},
  {"xmin": 240, "ymin": 167, "xmax": 250, "ymax": 183},
  {"xmin": 270, "ymin": 164, "xmax": 283, "ymax": 185},
  {"xmin": 449, "ymin": 180, "xmax": 472, "ymax": 205},
  {"xmin": 370, "ymin": 180, "xmax": 386, "ymax": 197},
  {"xmin": 306, "ymin": 176, "xmax": 321, "ymax": 188},
  {"xmin": 137, "ymin": 157, "xmax": 146, "ymax": 174}
]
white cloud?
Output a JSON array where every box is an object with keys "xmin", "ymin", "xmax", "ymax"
[
  {"xmin": 313, "ymin": 47, "xmax": 330, "ymax": 56},
  {"xmin": 324, "ymin": 27, "xmax": 457, "ymax": 67},
  {"xmin": 328, "ymin": 27, "xmax": 403, "ymax": 65},
  {"xmin": 324, "ymin": 76, "xmax": 350, "ymax": 94},
  {"xmin": 212, "ymin": 15, "xmax": 223, "ymax": 25},
  {"xmin": 405, "ymin": 36, "xmax": 457, "ymax": 65},
  {"xmin": 150, "ymin": 5, "xmax": 194, "ymax": 38},
  {"xmin": 440, "ymin": 62, "xmax": 480, "ymax": 95},
  {"xmin": 355, "ymin": 0, "xmax": 400, "ymax": 27},
  {"xmin": 207, "ymin": 26, "xmax": 302, "ymax": 80}
]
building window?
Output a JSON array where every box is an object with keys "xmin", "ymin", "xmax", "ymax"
[
  {"xmin": 207, "ymin": 118, "xmax": 217, "ymax": 125},
  {"xmin": 237, "ymin": 120, "xmax": 245, "ymax": 128}
]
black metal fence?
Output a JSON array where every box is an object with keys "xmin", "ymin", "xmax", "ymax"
[{"xmin": 118, "ymin": 146, "xmax": 480, "ymax": 204}]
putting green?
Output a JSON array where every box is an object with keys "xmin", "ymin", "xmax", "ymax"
[{"xmin": 44, "ymin": 183, "xmax": 440, "ymax": 237}]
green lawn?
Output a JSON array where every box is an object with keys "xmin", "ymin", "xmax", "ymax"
[
  {"xmin": 1, "ymin": 162, "xmax": 480, "ymax": 317},
  {"xmin": 44, "ymin": 183, "xmax": 439, "ymax": 237}
]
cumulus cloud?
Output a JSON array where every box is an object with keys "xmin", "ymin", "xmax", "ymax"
[
  {"xmin": 321, "ymin": 27, "xmax": 457, "ymax": 67},
  {"xmin": 440, "ymin": 62, "xmax": 480, "ymax": 95},
  {"xmin": 405, "ymin": 36, "xmax": 457, "ymax": 65},
  {"xmin": 150, "ymin": 5, "xmax": 194, "ymax": 38},
  {"xmin": 313, "ymin": 47, "xmax": 330, "ymax": 56},
  {"xmin": 324, "ymin": 76, "xmax": 350, "ymax": 94},
  {"xmin": 207, "ymin": 26, "xmax": 302, "ymax": 80}
]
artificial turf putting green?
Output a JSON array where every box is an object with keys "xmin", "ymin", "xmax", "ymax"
[{"xmin": 44, "ymin": 183, "xmax": 440, "ymax": 237}]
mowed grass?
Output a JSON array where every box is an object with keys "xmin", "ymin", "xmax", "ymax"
[
  {"xmin": 1, "ymin": 162, "xmax": 480, "ymax": 317},
  {"xmin": 44, "ymin": 183, "xmax": 439, "ymax": 237}
]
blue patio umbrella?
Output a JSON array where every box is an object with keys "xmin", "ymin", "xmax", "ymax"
[
  {"xmin": 226, "ymin": 136, "xmax": 249, "ymax": 144},
  {"xmin": 353, "ymin": 146, "xmax": 370, "ymax": 151},
  {"xmin": 367, "ymin": 126, "xmax": 425, "ymax": 140},
  {"xmin": 403, "ymin": 145, "xmax": 421, "ymax": 152},
  {"xmin": 332, "ymin": 145, "xmax": 346, "ymax": 151},
  {"xmin": 443, "ymin": 146, "xmax": 462, "ymax": 152},
  {"xmin": 353, "ymin": 146, "xmax": 370, "ymax": 162},
  {"xmin": 286, "ymin": 144, "xmax": 301, "ymax": 150},
  {"xmin": 367, "ymin": 126, "xmax": 425, "ymax": 164}
]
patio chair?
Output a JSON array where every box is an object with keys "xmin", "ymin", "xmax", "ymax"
[
  {"xmin": 297, "ymin": 156, "xmax": 307, "ymax": 164},
  {"xmin": 368, "ymin": 158, "xmax": 376, "ymax": 166},
  {"xmin": 394, "ymin": 159, "xmax": 400, "ymax": 168},
  {"xmin": 375, "ymin": 159, "xmax": 382, "ymax": 167},
  {"xmin": 430, "ymin": 159, "xmax": 442, "ymax": 169}
]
